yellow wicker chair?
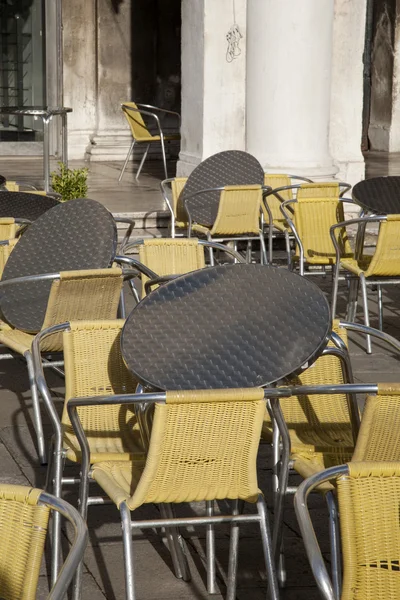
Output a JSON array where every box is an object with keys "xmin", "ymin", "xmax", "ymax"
[
  {"xmin": 0, "ymin": 483, "xmax": 87, "ymax": 600},
  {"xmin": 32, "ymin": 319, "xmax": 144, "ymax": 586},
  {"xmin": 161, "ymin": 177, "xmax": 188, "ymax": 237},
  {"xmin": 119, "ymin": 102, "xmax": 180, "ymax": 182},
  {"xmin": 186, "ymin": 184, "xmax": 267, "ymax": 264},
  {"xmin": 295, "ymin": 461, "xmax": 400, "ymax": 600},
  {"xmin": 331, "ymin": 214, "xmax": 400, "ymax": 353},
  {"xmin": 67, "ymin": 388, "xmax": 279, "ymax": 600},
  {"xmin": 0, "ymin": 268, "xmax": 124, "ymax": 464},
  {"xmin": 276, "ymin": 182, "xmax": 355, "ymax": 275},
  {"xmin": 263, "ymin": 321, "xmax": 358, "ymax": 587}
]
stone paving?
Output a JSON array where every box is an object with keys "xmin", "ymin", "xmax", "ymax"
[{"xmin": 0, "ymin": 153, "xmax": 398, "ymax": 599}]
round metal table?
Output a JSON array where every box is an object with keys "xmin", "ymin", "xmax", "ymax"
[
  {"xmin": 0, "ymin": 191, "xmax": 59, "ymax": 221},
  {"xmin": 352, "ymin": 176, "xmax": 400, "ymax": 214},
  {"xmin": 0, "ymin": 175, "xmax": 5, "ymax": 189},
  {"xmin": 0, "ymin": 107, "xmax": 72, "ymax": 193},
  {"xmin": 122, "ymin": 264, "xmax": 331, "ymax": 390}
]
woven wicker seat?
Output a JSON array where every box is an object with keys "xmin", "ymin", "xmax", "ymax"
[
  {"xmin": 331, "ymin": 214, "xmax": 400, "ymax": 353},
  {"xmin": 67, "ymin": 388, "xmax": 279, "ymax": 600},
  {"xmin": 295, "ymin": 461, "xmax": 400, "ymax": 600},
  {"xmin": 0, "ymin": 483, "xmax": 87, "ymax": 600}
]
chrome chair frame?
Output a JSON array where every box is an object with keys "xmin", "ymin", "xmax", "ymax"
[
  {"xmin": 330, "ymin": 214, "xmax": 400, "ymax": 353},
  {"xmin": 160, "ymin": 177, "xmax": 186, "ymax": 238},
  {"xmin": 119, "ymin": 103, "xmax": 181, "ymax": 182},
  {"xmin": 183, "ymin": 186, "xmax": 269, "ymax": 264}
]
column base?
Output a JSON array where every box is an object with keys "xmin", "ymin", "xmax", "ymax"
[
  {"xmin": 263, "ymin": 160, "xmax": 339, "ymax": 180},
  {"xmin": 177, "ymin": 151, "xmax": 203, "ymax": 177}
]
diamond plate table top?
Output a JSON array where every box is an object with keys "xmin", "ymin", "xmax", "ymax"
[
  {"xmin": 0, "ymin": 106, "xmax": 72, "ymax": 117},
  {"xmin": 0, "ymin": 191, "xmax": 59, "ymax": 220},
  {"xmin": 352, "ymin": 177, "xmax": 400, "ymax": 214},
  {"xmin": 1, "ymin": 198, "xmax": 117, "ymax": 333},
  {"xmin": 122, "ymin": 264, "xmax": 331, "ymax": 391},
  {"xmin": 0, "ymin": 175, "xmax": 5, "ymax": 187},
  {"xmin": 178, "ymin": 150, "xmax": 265, "ymax": 227}
]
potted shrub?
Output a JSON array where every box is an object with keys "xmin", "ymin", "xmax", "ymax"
[{"xmin": 51, "ymin": 162, "xmax": 89, "ymax": 202}]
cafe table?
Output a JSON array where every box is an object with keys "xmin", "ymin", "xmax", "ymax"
[
  {"xmin": 352, "ymin": 176, "xmax": 400, "ymax": 214},
  {"xmin": 0, "ymin": 107, "xmax": 72, "ymax": 193}
]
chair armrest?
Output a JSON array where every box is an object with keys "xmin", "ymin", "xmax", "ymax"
[
  {"xmin": 144, "ymin": 274, "xmax": 181, "ymax": 295},
  {"xmin": 114, "ymin": 255, "xmax": 159, "ymax": 280},
  {"xmin": 0, "ymin": 272, "xmax": 60, "ymax": 290},
  {"xmin": 136, "ymin": 104, "xmax": 181, "ymax": 127},
  {"xmin": 339, "ymin": 321, "xmax": 400, "ymax": 354},
  {"xmin": 113, "ymin": 217, "xmax": 136, "ymax": 252}
]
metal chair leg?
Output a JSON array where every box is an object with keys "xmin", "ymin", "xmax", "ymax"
[
  {"xmin": 246, "ymin": 240, "xmax": 252, "ymax": 264},
  {"xmin": 160, "ymin": 135, "xmax": 169, "ymax": 180},
  {"xmin": 331, "ymin": 265, "xmax": 340, "ymax": 319},
  {"xmin": 326, "ymin": 491, "xmax": 342, "ymax": 599},
  {"xmin": 206, "ymin": 500, "xmax": 218, "ymax": 594},
  {"xmin": 284, "ymin": 231, "xmax": 292, "ymax": 269},
  {"xmin": 346, "ymin": 278, "xmax": 359, "ymax": 322},
  {"xmin": 226, "ymin": 499, "xmax": 240, "ymax": 600},
  {"xmin": 136, "ymin": 144, "xmax": 150, "ymax": 181},
  {"xmin": 377, "ymin": 284, "xmax": 383, "ymax": 331},
  {"xmin": 160, "ymin": 504, "xmax": 191, "ymax": 582},
  {"xmin": 257, "ymin": 495, "xmax": 280, "ymax": 600},
  {"xmin": 121, "ymin": 502, "xmax": 136, "ymax": 600},
  {"xmin": 51, "ymin": 444, "xmax": 65, "ymax": 585},
  {"xmin": 25, "ymin": 351, "xmax": 46, "ymax": 464},
  {"xmin": 360, "ymin": 273, "xmax": 372, "ymax": 353},
  {"xmin": 259, "ymin": 232, "xmax": 268, "ymax": 265},
  {"xmin": 271, "ymin": 421, "xmax": 286, "ymax": 587},
  {"xmin": 119, "ymin": 140, "xmax": 136, "ymax": 183}
]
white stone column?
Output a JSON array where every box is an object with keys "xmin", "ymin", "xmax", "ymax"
[
  {"xmin": 329, "ymin": 0, "xmax": 366, "ymax": 187},
  {"xmin": 246, "ymin": 0, "xmax": 337, "ymax": 178},
  {"xmin": 177, "ymin": 0, "xmax": 247, "ymax": 176}
]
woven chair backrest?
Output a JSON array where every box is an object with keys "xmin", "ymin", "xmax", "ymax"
[
  {"xmin": 338, "ymin": 462, "xmax": 400, "ymax": 600},
  {"xmin": 138, "ymin": 239, "xmax": 205, "ymax": 297},
  {"xmin": 126, "ymin": 388, "xmax": 265, "ymax": 510},
  {"xmin": 0, "ymin": 485, "xmax": 50, "ymax": 600},
  {"xmin": 0, "ymin": 198, "xmax": 117, "ymax": 333},
  {"xmin": 61, "ymin": 320, "xmax": 137, "ymax": 432},
  {"xmin": 263, "ymin": 174, "xmax": 293, "ymax": 225},
  {"xmin": 267, "ymin": 321, "xmax": 354, "ymax": 459},
  {"xmin": 39, "ymin": 268, "xmax": 123, "ymax": 352},
  {"xmin": 293, "ymin": 184, "xmax": 352, "ymax": 264},
  {"xmin": 363, "ymin": 215, "xmax": 400, "ymax": 277},
  {"xmin": 171, "ymin": 177, "xmax": 188, "ymax": 222},
  {"xmin": 210, "ymin": 185, "xmax": 262, "ymax": 235},
  {"xmin": 122, "ymin": 102, "xmax": 153, "ymax": 141},
  {"xmin": 0, "ymin": 218, "xmax": 17, "ymax": 241}
]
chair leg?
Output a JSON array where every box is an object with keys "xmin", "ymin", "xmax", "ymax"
[
  {"xmin": 268, "ymin": 226, "xmax": 273, "ymax": 264},
  {"xmin": 206, "ymin": 500, "xmax": 218, "ymax": 594},
  {"xmin": 346, "ymin": 278, "xmax": 359, "ymax": 322},
  {"xmin": 360, "ymin": 273, "xmax": 372, "ymax": 354},
  {"xmin": 377, "ymin": 284, "xmax": 383, "ymax": 331},
  {"xmin": 119, "ymin": 140, "xmax": 136, "ymax": 183},
  {"xmin": 51, "ymin": 443, "xmax": 65, "ymax": 586},
  {"xmin": 272, "ymin": 421, "xmax": 286, "ymax": 587},
  {"xmin": 326, "ymin": 491, "xmax": 342, "ymax": 600},
  {"xmin": 160, "ymin": 504, "xmax": 191, "ymax": 582},
  {"xmin": 257, "ymin": 495, "xmax": 280, "ymax": 600},
  {"xmin": 259, "ymin": 232, "xmax": 268, "ymax": 264},
  {"xmin": 284, "ymin": 231, "xmax": 292, "ymax": 269},
  {"xmin": 121, "ymin": 502, "xmax": 136, "ymax": 600},
  {"xmin": 136, "ymin": 144, "xmax": 150, "ymax": 181},
  {"xmin": 246, "ymin": 240, "xmax": 252, "ymax": 263},
  {"xmin": 160, "ymin": 136, "xmax": 169, "ymax": 180},
  {"xmin": 25, "ymin": 351, "xmax": 47, "ymax": 464},
  {"xmin": 331, "ymin": 264, "xmax": 340, "ymax": 319},
  {"xmin": 226, "ymin": 499, "xmax": 240, "ymax": 600}
]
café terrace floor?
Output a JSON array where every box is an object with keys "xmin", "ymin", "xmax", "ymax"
[{"xmin": 0, "ymin": 152, "xmax": 398, "ymax": 599}]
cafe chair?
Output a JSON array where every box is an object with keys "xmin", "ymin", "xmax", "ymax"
[
  {"xmin": 263, "ymin": 320, "xmax": 358, "ymax": 587},
  {"xmin": 273, "ymin": 182, "xmax": 354, "ymax": 275},
  {"xmin": 184, "ymin": 184, "xmax": 268, "ymax": 263},
  {"xmin": 0, "ymin": 483, "xmax": 87, "ymax": 600},
  {"xmin": 119, "ymin": 102, "xmax": 181, "ymax": 182},
  {"xmin": 123, "ymin": 237, "xmax": 245, "ymax": 298},
  {"xmin": 331, "ymin": 213, "xmax": 400, "ymax": 353},
  {"xmin": 67, "ymin": 388, "xmax": 279, "ymax": 600},
  {"xmin": 160, "ymin": 177, "xmax": 188, "ymax": 237},
  {"xmin": 262, "ymin": 173, "xmax": 313, "ymax": 263},
  {"xmin": 295, "ymin": 462, "xmax": 400, "ymax": 600}
]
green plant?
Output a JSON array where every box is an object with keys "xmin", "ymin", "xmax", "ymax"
[{"xmin": 51, "ymin": 162, "xmax": 89, "ymax": 202}]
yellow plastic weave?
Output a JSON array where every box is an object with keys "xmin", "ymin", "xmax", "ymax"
[
  {"xmin": 0, "ymin": 219, "xmax": 17, "ymax": 241},
  {"xmin": 341, "ymin": 215, "xmax": 400, "ymax": 277},
  {"xmin": 122, "ymin": 102, "xmax": 157, "ymax": 141},
  {"xmin": 171, "ymin": 177, "xmax": 188, "ymax": 224},
  {"xmin": 352, "ymin": 394, "xmax": 400, "ymax": 461},
  {"xmin": 292, "ymin": 183, "xmax": 353, "ymax": 265},
  {"xmin": 263, "ymin": 174, "xmax": 293, "ymax": 232},
  {"xmin": 138, "ymin": 238, "xmax": 205, "ymax": 297},
  {"xmin": 0, "ymin": 484, "xmax": 50, "ymax": 600},
  {"xmin": 262, "ymin": 321, "xmax": 354, "ymax": 478},
  {"xmin": 92, "ymin": 388, "xmax": 266, "ymax": 509},
  {"xmin": 210, "ymin": 185, "xmax": 263, "ymax": 236},
  {"xmin": 61, "ymin": 320, "xmax": 143, "ymax": 463},
  {"xmin": 338, "ymin": 462, "xmax": 400, "ymax": 600}
]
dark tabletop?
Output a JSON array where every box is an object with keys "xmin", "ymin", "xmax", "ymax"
[
  {"xmin": 0, "ymin": 175, "xmax": 5, "ymax": 188},
  {"xmin": 0, "ymin": 106, "xmax": 72, "ymax": 117},
  {"xmin": 0, "ymin": 191, "xmax": 59, "ymax": 221},
  {"xmin": 352, "ymin": 176, "xmax": 400, "ymax": 214},
  {"xmin": 122, "ymin": 264, "xmax": 331, "ymax": 390},
  {"xmin": 178, "ymin": 150, "xmax": 265, "ymax": 227},
  {"xmin": 1, "ymin": 198, "xmax": 117, "ymax": 332}
]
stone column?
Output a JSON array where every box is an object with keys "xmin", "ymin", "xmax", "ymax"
[
  {"xmin": 177, "ymin": 0, "xmax": 247, "ymax": 176},
  {"xmin": 246, "ymin": 0, "xmax": 337, "ymax": 178},
  {"xmin": 329, "ymin": 0, "xmax": 366, "ymax": 187}
]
